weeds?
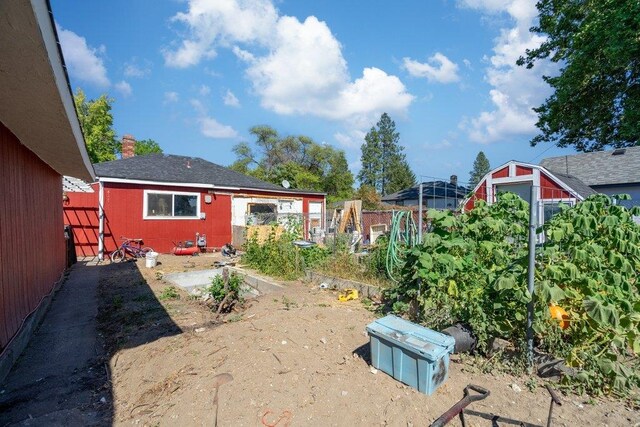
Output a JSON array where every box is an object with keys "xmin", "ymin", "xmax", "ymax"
[
  {"xmin": 159, "ymin": 286, "xmax": 180, "ymax": 300},
  {"xmin": 203, "ymin": 272, "xmax": 244, "ymax": 314},
  {"xmin": 281, "ymin": 296, "xmax": 298, "ymax": 310}
]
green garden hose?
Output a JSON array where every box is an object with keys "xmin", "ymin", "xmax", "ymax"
[{"xmin": 386, "ymin": 210, "xmax": 418, "ymax": 282}]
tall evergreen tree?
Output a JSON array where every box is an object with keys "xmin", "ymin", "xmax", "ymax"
[
  {"xmin": 469, "ymin": 151, "xmax": 491, "ymax": 187},
  {"xmin": 358, "ymin": 113, "xmax": 415, "ymax": 195},
  {"xmin": 357, "ymin": 127, "xmax": 381, "ymax": 189}
]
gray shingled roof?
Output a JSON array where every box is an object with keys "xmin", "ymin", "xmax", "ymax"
[
  {"xmin": 540, "ymin": 146, "xmax": 640, "ymax": 186},
  {"xmin": 549, "ymin": 171, "xmax": 598, "ymax": 198},
  {"xmin": 93, "ymin": 154, "xmax": 323, "ymax": 194}
]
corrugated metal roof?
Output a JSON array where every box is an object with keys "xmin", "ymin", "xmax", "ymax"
[
  {"xmin": 540, "ymin": 146, "xmax": 640, "ymax": 186},
  {"xmin": 62, "ymin": 176, "xmax": 94, "ymax": 193}
]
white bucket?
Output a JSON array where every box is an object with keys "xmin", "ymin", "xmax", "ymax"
[{"xmin": 145, "ymin": 251, "xmax": 158, "ymax": 268}]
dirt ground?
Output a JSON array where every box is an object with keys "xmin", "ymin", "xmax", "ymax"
[{"xmin": 99, "ymin": 253, "xmax": 638, "ymax": 427}]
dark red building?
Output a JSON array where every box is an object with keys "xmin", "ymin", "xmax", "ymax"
[
  {"xmin": 65, "ymin": 150, "xmax": 326, "ymax": 257},
  {"xmin": 0, "ymin": 1, "xmax": 94, "ymax": 376}
]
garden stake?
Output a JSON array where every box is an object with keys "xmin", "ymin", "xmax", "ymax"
[
  {"xmin": 430, "ymin": 384, "xmax": 490, "ymax": 427},
  {"xmin": 545, "ymin": 384, "xmax": 562, "ymax": 427}
]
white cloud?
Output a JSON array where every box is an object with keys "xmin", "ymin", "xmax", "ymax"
[
  {"xmin": 124, "ymin": 59, "xmax": 151, "ymax": 78},
  {"xmin": 199, "ymin": 85, "xmax": 211, "ymax": 96},
  {"xmin": 458, "ymin": 0, "xmax": 553, "ymax": 143},
  {"xmin": 114, "ymin": 80, "xmax": 132, "ymax": 97},
  {"xmin": 424, "ymin": 139, "xmax": 453, "ymax": 150},
  {"xmin": 223, "ymin": 89, "xmax": 240, "ymax": 107},
  {"xmin": 190, "ymin": 99, "xmax": 238, "ymax": 138},
  {"xmin": 164, "ymin": 0, "xmax": 413, "ymax": 124},
  {"xmin": 199, "ymin": 117, "xmax": 238, "ymax": 138},
  {"xmin": 164, "ymin": 91, "xmax": 179, "ymax": 103},
  {"xmin": 164, "ymin": 0, "xmax": 278, "ymax": 68},
  {"xmin": 402, "ymin": 52, "xmax": 460, "ymax": 83},
  {"xmin": 57, "ymin": 24, "xmax": 110, "ymax": 87},
  {"xmin": 334, "ymin": 129, "xmax": 366, "ymax": 149}
]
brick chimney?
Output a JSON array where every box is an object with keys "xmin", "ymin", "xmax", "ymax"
[
  {"xmin": 450, "ymin": 174, "xmax": 458, "ymax": 187},
  {"xmin": 121, "ymin": 134, "xmax": 136, "ymax": 159}
]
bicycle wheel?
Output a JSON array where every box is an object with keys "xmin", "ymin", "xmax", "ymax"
[{"xmin": 110, "ymin": 249, "xmax": 125, "ymax": 263}]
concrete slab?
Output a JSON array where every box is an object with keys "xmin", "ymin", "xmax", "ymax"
[
  {"xmin": 165, "ymin": 267, "xmax": 284, "ymax": 298},
  {"xmin": 164, "ymin": 268, "xmax": 224, "ymax": 293}
]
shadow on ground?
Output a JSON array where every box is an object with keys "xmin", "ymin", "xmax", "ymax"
[{"xmin": 0, "ymin": 259, "xmax": 182, "ymax": 426}]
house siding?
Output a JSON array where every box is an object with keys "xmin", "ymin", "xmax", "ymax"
[
  {"xmin": 64, "ymin": 181, "xmax": 325, "ymax": 255},
  {"xmin": 0, "ymin": 122, "xmax": 66, "ymax": 351}
]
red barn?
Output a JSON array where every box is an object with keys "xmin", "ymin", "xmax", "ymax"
[
  {"xmin": 463, "ymin": 161, "xmax": 595, "ymax": 222},
  {"xmin": 0, "ymin": 1, "xmax": 94, "ymax": 376},
  {"xmin": 64, "ymin": 150, "xmax": 326, "ymax": 258}
]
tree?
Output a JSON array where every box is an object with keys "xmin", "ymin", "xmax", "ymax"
[
  {"xmin": 134, "ymin": 139, "xmax": 163, "ymax": 156},
  {"xmin": 230, "ymin": 125, "xmax": 354, "ymax": 202},
  {"xmin": 518, "ymin": 0, "xmax": 640, "ymax": 151},
  {"xmin": 74, "ymin": 89, "xmax": 117, "ymax": 163},
  {"xmin": 323, "ymin": 151, "xmax": 354, "ymax": 202},
  {"xmin": 469, "ymin": 151, "xmax": 490, "ymax": 187},
  {"xmin": 358, "ymin": 113, "xmax": 416, "ymax": 195},
  {"xmin": 355, "ymin": 185, "xmax": 383, "ymax": 210},
  {"xmin": 386, "ymin": 156, "xmax": 416, "ymax": 195}
]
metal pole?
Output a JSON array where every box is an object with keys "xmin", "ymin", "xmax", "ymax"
[
  {"xmin": 527, "ymin": 184, "xmax": 538, "ymax": 372},
  {"xmin": 418, "ymin": 182, "xmax": 423, "ymax": 243}
]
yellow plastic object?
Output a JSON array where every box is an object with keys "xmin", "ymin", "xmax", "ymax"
[
  {"xmin": 549, "ymin": 304, "xmax": 570, "ymax": 329},
  {"xmin": 338, "ymin": 288, "xmax": 359, "ymax": 302}
]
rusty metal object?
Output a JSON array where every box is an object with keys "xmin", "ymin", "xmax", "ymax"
[
  {"xmin": 430, "ymin": 384, "xmax": 490, "ymax": 427},
  {"xmin": 545, "ymin": 384, "xmax": 562, "ymax": 427}
]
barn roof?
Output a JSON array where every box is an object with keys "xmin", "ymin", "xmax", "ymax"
[
  {"xmin": 540, "ymin": 146, "xmax": 640, "ymax": 186},
  {"xmin": 93, "ymin": 154, "xmax": 324, "ymax": 195}
]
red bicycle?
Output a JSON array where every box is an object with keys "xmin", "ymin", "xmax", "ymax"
[{"xmin": 110, "ymin": 237, "xmax": 154, "ymax": 263}]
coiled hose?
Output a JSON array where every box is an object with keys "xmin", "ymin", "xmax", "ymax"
[{"xmin": 386, "ymin": 210, "xmax": 418, "ymax": 282}]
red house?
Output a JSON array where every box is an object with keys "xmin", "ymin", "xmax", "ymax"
[
  {"xmin": 463, "ymin": 160, "xmax": 596, "ymax": 222},
  {"xmin": 0, "ymin": 1, "xmax": 94, "ymax": 376},
  {"xmin": 64, "ymin": 145, "xmax": 326, "ymax": 258}
]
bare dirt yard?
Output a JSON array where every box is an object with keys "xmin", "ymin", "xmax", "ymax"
[{"xmin": 99, "ymin": 254, "xmax": 638, "ymax": 426}]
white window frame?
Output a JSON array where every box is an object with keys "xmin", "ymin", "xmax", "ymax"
[{"xmin": 143, "ymin": 189, "xmax": 201, "ymax": 220}]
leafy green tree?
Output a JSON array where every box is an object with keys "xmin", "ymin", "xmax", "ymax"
[
  {"xmin": 323, "ymin": 151, "xmax": 354, "ymax": 203},
  {"xmin": 230, "ymin": 125, "xmax": 355, "ymax": 201},
  {"xmin": 134, "ymin": 139, "xmax": 163, "ymax": 156},
  {"xmin": 74, "ymin": 89, "xmax": 118, "ymax": 163},
  {"xmin": 469, "ymin": 151, "xmax": 490, "ymax": 187},
  {"xmin": 358, "ymin": 113, "xmax": 416, "ymax": 195},
  {"xmin": 518, "ymin": 0, "xmax": 640, "ymax": 151}
]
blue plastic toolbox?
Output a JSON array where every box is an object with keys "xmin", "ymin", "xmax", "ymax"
[{"xmin": 366, "ymin": 315, "xmax": 455, "ymax": 395}]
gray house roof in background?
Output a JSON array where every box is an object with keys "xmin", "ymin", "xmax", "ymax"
[
  {"xmin": 540, "ymin": 146, "xmax": 640, "ymax": 186},
  {"xmin": 93, "ymin": 154, "xmax": 324, "ymax": 194},
  {"xmin": 382, "ymin": 181, "xmax": 469, "ymax": 202}
]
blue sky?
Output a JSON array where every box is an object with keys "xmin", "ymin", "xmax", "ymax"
[{"xmin": 51, "ymin": 0, "xmax": 577, "ymax": 186}]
